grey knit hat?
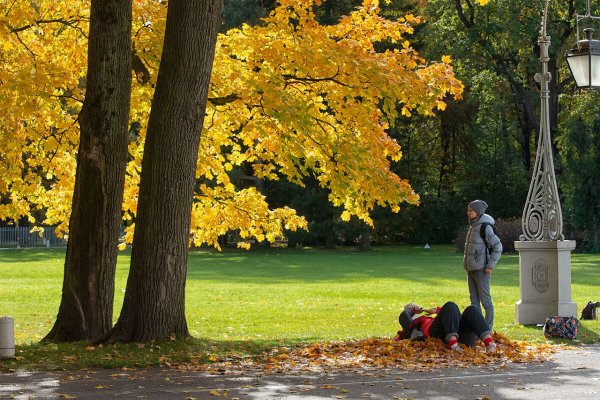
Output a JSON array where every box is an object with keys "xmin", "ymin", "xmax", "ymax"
[{"xmin": 468, "ymin": 200, "xmax": 488, "ymax": 216}]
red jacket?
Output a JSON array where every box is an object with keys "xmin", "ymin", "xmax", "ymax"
[
  {"xmin": 407, "ymin": 306, "xmax": 441, "ymax": 338},
  {"xmin": 409, "ymin": 316, "xmax": 435, "ymax": 338},
  {"xmin": 394, "ymin": 306, "xmax": 441, "ymax": 341}
]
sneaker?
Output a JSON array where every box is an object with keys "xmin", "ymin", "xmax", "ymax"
[
  {"xmin": 410, "ymin": 329, "xmax": 425, "ymax": 342},
  {"xmin": 451, "ymin": 344, "xmax": 464, "ymax": 353},
  {"xmin": 485, "ymin": 342, "xmax": 497, "ymax": 353}
]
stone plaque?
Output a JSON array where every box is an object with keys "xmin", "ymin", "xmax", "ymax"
[{"xmin": 532, "ymin": 259, "xmax": 549, "ymax": 293}]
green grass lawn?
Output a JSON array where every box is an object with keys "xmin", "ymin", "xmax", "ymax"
[{"xmin": 1, "ymin": 245, "xmax": 599, "ymax": 370}]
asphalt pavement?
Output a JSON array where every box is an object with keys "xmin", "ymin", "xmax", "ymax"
[{"xmin": 2, "ymin": 345, "xmax": 600, "ymax": 399}]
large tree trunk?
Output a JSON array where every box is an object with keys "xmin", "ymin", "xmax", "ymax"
[
  {"xmin": 44, "ymin": 0, "xmax": 132, "ymax": 342},
  {"xmin": 108, "ymin": 0, "xmax": 223, "ymax": 342}
]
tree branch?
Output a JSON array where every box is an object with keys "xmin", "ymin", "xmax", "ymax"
[
  {"xmin": 208, "ymin": 93, "xmax": 240, "ymax": 106},
  {"xmin": 50, "ymin": 94, "xmax": 84, "ymax": 104},
  {"xmin": 10, "ymin": 18, "xmax": 89, "ymax": 38},
  {"xmin": 454, "ymin": 0, "xmax": 474, "ymax": 28},
  {"xmin": 282, "ymin": 67, "xmax": 351, "ymax": 88},
  {"xmin": 4, "ymin": 0, "xmax": 17, "ymax": 17},
  {"xmin": 14, "ymin": 32, "xmax": 36, "ymax": 59},
  {"xmin": 132, "ymin": 51, "xmax": 152, "ymax": 85}
]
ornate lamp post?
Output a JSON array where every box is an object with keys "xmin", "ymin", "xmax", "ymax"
[
  {"xmin": 515, "ymin": 0, "xmax": 600, "ymax": 324},
  {"xmin": 520, "ymin": 0, "xmax": 563, "ymax": 244}
]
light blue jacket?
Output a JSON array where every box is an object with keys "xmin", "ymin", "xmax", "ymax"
[{"xmin": 463, "ymin": 214, "xmax": 502, "ymax": 272}]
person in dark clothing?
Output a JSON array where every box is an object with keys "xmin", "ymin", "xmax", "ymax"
[{"xmin": 395, "ymin": 301, "xmax": 496, "ymax": 352}]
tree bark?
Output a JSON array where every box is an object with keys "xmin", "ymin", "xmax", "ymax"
[
  {"xmin": 107, "ymin": 0, "xmax": 223, "ymax": 342},
  {"xmin": 44, "ymin": 0, "xmax": 132, "ymax": 342}
]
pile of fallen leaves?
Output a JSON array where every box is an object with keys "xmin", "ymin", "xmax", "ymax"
[{"xmin": 178, "ymin": 333, "xmax": 557, "ymax": 374}]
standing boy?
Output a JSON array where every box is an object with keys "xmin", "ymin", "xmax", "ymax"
[{"xmin": 463, "ymin": 200, "xmax": 502, "ymax": 330}]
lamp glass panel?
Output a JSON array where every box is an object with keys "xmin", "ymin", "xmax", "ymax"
[
  {"xmin": 592, "ymin": 54, "xmax": 600, "ymax": 87},
  {"xmin": 567, "ymin": 54, "xmax": 590, "ymax": 87}
]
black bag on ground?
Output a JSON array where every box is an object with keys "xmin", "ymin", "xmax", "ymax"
[
  {"xmin": 543, "ymin": 316, "xmax": 579, "ymax": 339},
  {"xmin": 581, "ymin": 301, "xmax": 600, "ymax": 320}
]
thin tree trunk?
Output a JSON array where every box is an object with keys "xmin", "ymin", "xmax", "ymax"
[
  {"xmin": 107, "ymin": 0, "xmax": 223, "ymax": 343},
  {"xmin": 512, "ymin": 81, "xmax": 536, "ymax": 173},
  {"xmin": 359, "ymin": 226, "xmax": 372, "ymax": 251},
  {"xmin": 44, "ymin": 0, "xmax": 132, "ymax": 342}
]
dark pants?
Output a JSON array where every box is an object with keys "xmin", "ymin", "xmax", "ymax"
[{"xmin": 428, "ymin": 302, "xmax": 491, "ymax": 346}]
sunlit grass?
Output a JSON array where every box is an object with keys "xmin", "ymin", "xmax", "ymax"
[{"xmin": 1, "ymin": 245, "xmax": 599, "ymax": 370}]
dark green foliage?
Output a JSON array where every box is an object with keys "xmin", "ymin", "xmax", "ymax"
[
  {"xmin": 313, "ymin": 0, "xmax": 361, "ymax": 25},
  {"xmin": 558, "ymin": 91, "xmax": 600, "ymax": 252},
  {"xmin": 222, "ymin": 0, "xmax": 274, "ymax": 31},
  {"xmin": 264, "ymin": 177, "xmax": 373, "ymax": 249}
]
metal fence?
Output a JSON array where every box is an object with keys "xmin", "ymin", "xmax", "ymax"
[{"xmin": 0, "ymin": 227, "xmax": 67, "ymax": 248}]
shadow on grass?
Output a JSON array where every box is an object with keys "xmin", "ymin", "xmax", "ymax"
[
  {"xmin": 183, "ymin": 246, "xmax": 528, "ymax": 289},
  {"xmin": 0, "ymin": 248, "xmax": 67, "ymax": 263},
  {"xmin": 576, "ymin": 323, "xmax": 600, "ymax": 342},
  {"xmin": 0, "ymin": 337, "xmax": 290, "ymax": 372},
  {"xmin": 2, "ymin": 245, "xmax": 597, "ymax": 289},
  {"xmin": 188, "ymin": 245, "xmax": 460, "ymax": 281}
]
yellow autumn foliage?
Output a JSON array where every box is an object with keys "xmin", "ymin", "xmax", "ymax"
[{"xmin": 0, "ymin": 0, "xmax": 464, "ymax": 248}]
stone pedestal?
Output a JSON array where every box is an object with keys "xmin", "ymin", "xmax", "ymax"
[
  {"xmin": 0, "ymin": 316, "xmax": 15, "ymax": 359},
  {"xmin": 514, "ymin": 240, "xmax": 577, "ymax": 325}
]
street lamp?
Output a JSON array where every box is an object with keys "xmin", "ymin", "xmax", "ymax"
[
  {"xmin": 565, "ymin": 1, "xmax": 600, "ymax": 89},
  {"xmin": 515, "ymin": 0, "xmax": 599, "ymax": 325},
  {"xmin": 566, "ymin": 28, "xmax": 600, "ymax": 88}
]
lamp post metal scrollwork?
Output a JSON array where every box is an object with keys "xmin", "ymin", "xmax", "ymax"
[{"xmin": 520, "ymin": 0, "xmax": 564, "ymax": 242}]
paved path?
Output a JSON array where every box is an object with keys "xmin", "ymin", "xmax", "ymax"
[{"xmin": 2, "ymin": 345, "xmax": 600, "ymax": 399}]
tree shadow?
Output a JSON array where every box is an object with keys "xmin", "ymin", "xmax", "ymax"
[{"xmin": 0, "ymin": 248, "xmax": 67, "ymax": 263}]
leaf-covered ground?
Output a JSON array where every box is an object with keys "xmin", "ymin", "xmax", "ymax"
[{"xmin": 178, "ymin": 333, "xmax": 557, "ymax": 375}]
